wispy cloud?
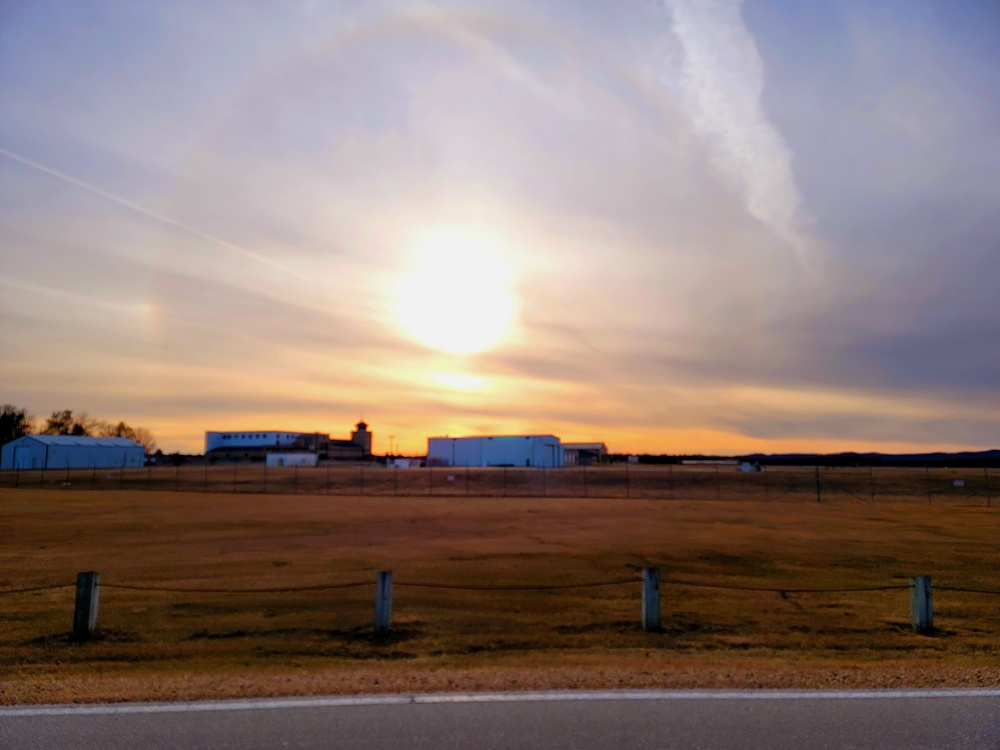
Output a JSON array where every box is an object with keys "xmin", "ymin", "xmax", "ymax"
[{"xmin": 663, "ymin": 0, "xmax": 810, "ymax": 259}]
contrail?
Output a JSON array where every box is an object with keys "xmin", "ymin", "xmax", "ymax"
[
  {"xmin": 0, "ymin": 146, "xmax": 313, "ymax": 281},
  {"xmin": 663, "ymin": 0, "xmax": 809, "ymax": 260}
]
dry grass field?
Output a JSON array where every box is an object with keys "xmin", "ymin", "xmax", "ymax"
[{"xmin": 2, "ymin": 487, "xmax": 999, "ymax": 704}]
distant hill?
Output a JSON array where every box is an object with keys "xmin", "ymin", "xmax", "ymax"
[{"xmin": 623, "ymin": 450, "xmax": 1000, "ymax": 467}]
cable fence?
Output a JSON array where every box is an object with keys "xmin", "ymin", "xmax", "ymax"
[
  {"xmin": 4, "ymin": 570, "xmax": 999, "ymax": 645},
  {"xmin": 0, "ymin": 464, "xmax": 994, "ymax": 506}
]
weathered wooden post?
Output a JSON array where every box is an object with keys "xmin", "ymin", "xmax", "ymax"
[
  {"xmin": 72, "ymin": 571, "xmax": 100, "ymax": 641},
  {"xmin": 374, "ymin": 570, "xmax": 393, "ymax": 634},
  {"xmin": 910, "ymin": 575, "xmax": 933, "ymax": 633},
  {"xmin": 642, "ymin": 567, "xmax": 660, "ymax": 632},
  {"xmin": 985, "ymin": 467, "xmax": 992, "ymax": 508},
  {"xmin": 814, "ymin": 466, "xmax": 821, "ymax": 503}
]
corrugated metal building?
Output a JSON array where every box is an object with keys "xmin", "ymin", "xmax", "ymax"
[
  {"xmin": 562, "ymin": 442, "xmax": 609, "ymax": 466},
  {"xmin": 426, "ymin": 435, "xmax": 563, "ymax": 468},
  {"xmin": 0, "ymin": 435, "xmax": 145, "ymax": 470}
]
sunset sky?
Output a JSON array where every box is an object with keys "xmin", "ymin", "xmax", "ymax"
[{"xmin": 2, "ymin": 0, "xmax": 998, "ymax": 456}]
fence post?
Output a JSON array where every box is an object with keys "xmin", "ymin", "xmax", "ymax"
[
  {"xmin": 543, "ymin": 465, "xmax": 548, "ymax": 498},
  {"xmin": 583, "ymin": 464, "xmax": 588, "ymax": 498},
  {"xmin": 715, "ymin": 464, "xmax": 721, "ymax": 501},
  {"xmin": 985, "ymin": 467, "xmax": 992, "ymax": 508},
  {"xmin": 394, "ymin": 465, "xmax": 399, "ymax": 497},
  {"xmin": 763, "ymin": 464, "xmax": 769, "ymax": 501},
  {"xmin": 374, "ymin": 570, "xmax": 393, "ymax": 634},
  {"xmin": 909, "ymin": 575, "xmax": 933, "ymax": 634},
  {"xmin": 72, "ymin": 571, "xmax": 100, "ymax": 640},
  {"xmin": 428, "ymin": 466, "xmax": 433, "ymax": 496},
  {"xmin": 625, "ymin": 462, "xmax": 630, "ymax": 499},
  {"xmin": 669, "ymin": 464, "xmax": 674, "ymax": 501},
  {"xmin": 926, "ymin": 466, "xmax": 932, "ymax": 506},
  {"xmin": 869, "ymin": 466, "xmax": 875, "ymax": 503},
  {"xmin": 642, "ymin": 567, "xmax": 660, "ymax": 632},
  {"xmin": 814, "ymin": 466, "xmax": 821, "ymax": 503},
  {"xmin": 503, "ymin": 467, "xmax": 507, "ymax": 497},
  {"xmin": 359, "ymin": 465, "xmax": 364, "ymax": 496}
]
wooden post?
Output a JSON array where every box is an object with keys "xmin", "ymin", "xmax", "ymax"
[
  {"xmin": 763, "ymin": 464, "xmax": 769, "ymax": 501},
  {"xmin": 642, "ymin": 567, "xmax": 660, "ymax": 632},
  {"xmin": 465, "ymin": 465, "xmax": 469, "ymax": 497},
  {"xmin": 669, "ymin": 464, "xmax": 675, "ymax": 501},
  {"xmin": 175, "ymin": 464, "xmax": 180, "ymax": 492},
  {"xmin": 326, "ymin": 463, "xmax": 331, "ymax": 495},
  {"xmin": 814, "ymin": 466, "xmax": 821, "ymax": 503},
  {"xmin": 233, "ymin": 463, "xmax": 238, "ymax": 494},
  {"xmin": 14, "ymin": 465, "xmax": 18, "ymax": 489},
  {"xmin": 394, "ymin": 465, "xmax": 399, "ymax": 497},
  {"xmin": 294, "ymin": 464, "xmax": 299, "ymax": 494},
  {"xmin": 428, "ymin": 466, "xmax": 433, "ymax": 496},
  {"xmin": 715, "ymin": 464, "xmax": 721, "ymax": 501},
  {"xmin": 374, "ymin": 570, "xmax": 393, "ymax": 634},
  {"xmin": 543, "ymin": 465, "xmax": 548, "ymax": 497},
  {"xmin": 73, "ymin": 571, "xmax": 100, "ymax": 640},
  {"xmin": 203, "ymin": 463, "xmax": 209, "ymax": 492},
  {"xmin": 358, "ymin": 465, "xmax": 364, "ymax": 496},
  {"xmin": 985, "ymin": 467, "xmax": 992, "ymax": 508},
  {"xmin": 503, "ymin": 467, "xmax": 507, "ymax": 497},
  {"xmin": 926, "ymin": 466, "xmax": 932, "ymax": 506},
  {"xmin": 625, "ymin": 462, "xmax": 630, "ymax": 499},
  {"xmin": 583, "ymin": 464, "xmax": 588, "ymax": 498},
  {"xmin": 869, "ymin": 466, "xmax": 876, "ymax": 504},
  {"xmin": 910, "ymin": 575, "xmax": 933, "ymax": 634}
]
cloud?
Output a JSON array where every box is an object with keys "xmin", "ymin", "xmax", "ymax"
[{"xmin": 662, "ymin": 0, "xmax": 811, "ymax": 260}]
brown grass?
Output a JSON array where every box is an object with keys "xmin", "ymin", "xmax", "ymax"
[{"xmin": 1, "ymin": 488, "xmax": 999, "ymax": 703}]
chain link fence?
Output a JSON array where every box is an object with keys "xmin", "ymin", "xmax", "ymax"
[{"xmin": 0, "ymin": 463, "xmax": 993, "ymax": 505}]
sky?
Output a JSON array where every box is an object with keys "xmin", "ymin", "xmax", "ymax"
[{"xmin": 1, "ymin": 0, "xmax": 998, "ymax": 456}]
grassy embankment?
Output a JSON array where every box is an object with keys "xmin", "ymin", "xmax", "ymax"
[{"xmin": 1, "ymin": 487, "xmax": 998, "ymax": 703}]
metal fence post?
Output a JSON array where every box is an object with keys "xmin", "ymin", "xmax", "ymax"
[
  {"xmin": 73, "ymin": 571, "xmax": 100, "ymax": 640},
  {"xmin": 374, "ymin": 570, "xmax": 393, "ymax": 634},
  {"xmin": 910, "ymin": 575, "xmax": 933, "ymax": 634},
  {"xmin": 642, "ymin": 567, "xmax": 660, "ymax": 632}
]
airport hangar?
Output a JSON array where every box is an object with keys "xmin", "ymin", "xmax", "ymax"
[
  {"xmin": 0, "ymin": 435, "xmax": 145, "ymax": 470},
  {"xmin": 426, "ymin": 435, "xmax": 564, "ymax": 468}
]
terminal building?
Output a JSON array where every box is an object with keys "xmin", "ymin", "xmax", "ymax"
[
  {"xmin": 205, "ymin": 422, "xmax": 372, "ymax": 462},
  {"xmin": 426, "ymin": 435, "xmax": 563, "ymax": 468}
]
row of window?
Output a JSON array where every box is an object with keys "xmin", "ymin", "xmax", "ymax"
[{"xmin": 220, "ymin": 433, "xmax": 296, "ymax": 441}]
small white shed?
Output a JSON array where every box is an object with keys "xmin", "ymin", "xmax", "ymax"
[{"xmin": 0, "ymin": 435, "xmax": 145, "ymax": 470}]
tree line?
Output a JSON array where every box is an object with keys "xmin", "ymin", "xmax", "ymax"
[{"xmin": 0, "ymin": 404, "xmax": 156, "ymax": 454}]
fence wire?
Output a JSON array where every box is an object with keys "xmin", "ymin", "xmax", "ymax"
[{"xmin": 4, "ymin": 577, "xmax": 998, "ymax": 597}]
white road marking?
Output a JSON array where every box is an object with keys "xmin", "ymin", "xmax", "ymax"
[{"xmin": 3, "ymin": 689, "xmax": 1000, "ymax": 717}]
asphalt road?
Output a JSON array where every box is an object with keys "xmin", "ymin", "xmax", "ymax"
[{"xmin": 3, "ymin": 690, "xmax": 999, "ymax": 750}]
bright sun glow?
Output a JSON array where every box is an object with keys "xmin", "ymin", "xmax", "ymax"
[{"xmin": 396, "ymin": 232, "xmax": 518, "ymax": 354}]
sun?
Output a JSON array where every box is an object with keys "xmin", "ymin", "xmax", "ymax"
[{"xmin": 396, "ymin": 232, "xmax": 518, "ymax": 354}]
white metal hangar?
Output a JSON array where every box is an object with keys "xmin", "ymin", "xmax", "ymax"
[
  {"xmin": 0, "ymin": 435, "xmax": 145, "ymax": 470},
  {"xmin": 426, "ymin": 435, "xmax": 563, "ymax": 468}
]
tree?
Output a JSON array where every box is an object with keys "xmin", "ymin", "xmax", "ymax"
[
  {"xmin": 0, "ymin": 404, "xmax": 33, "ymax": 446},
  {"xmin": 95, "ymin": 420, "xmax": 157, "ymax": 454},
  {"xmin": 41, "ymin": 410, "xmax": 93, "ymax": 436}
]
